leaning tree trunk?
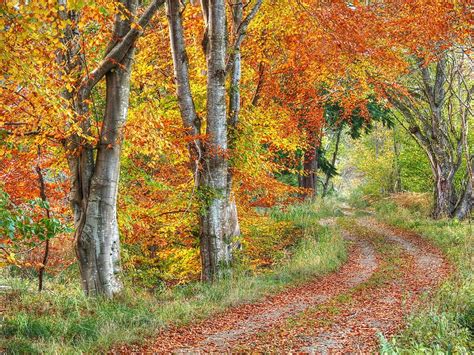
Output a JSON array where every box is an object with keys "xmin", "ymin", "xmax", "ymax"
[
  {"xmin": 453, "ymin": 155, "xmax": 473, "ymax": 219},
  {"xmin": 166, "ymin": 0, "xmax": 202, "ymax": 184},
  {"xmin": 199, "ymin": 0, "xmax": 232, "ymax": 282},
  {"xmin": 322, "ymin": 128, "xmax": 342, "ymax": 197},
  {"xmin": 224, "ymin": 0, "xmax": 244, "ymax": 252}
]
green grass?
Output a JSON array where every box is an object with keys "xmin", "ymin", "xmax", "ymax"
[
  {"xmin": 1, "ymin": 201, "xmax": 347, "ymax": 354},
  {"xmin": 373, "ymin": 200, "xmax": 473, "ymax": 353}
]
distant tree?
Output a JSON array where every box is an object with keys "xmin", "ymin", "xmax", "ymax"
[{"xmin": 387, "ymin": 48, "xmax": 473, "ymax": 219}]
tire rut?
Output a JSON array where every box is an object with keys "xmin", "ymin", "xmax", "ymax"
[{"xmin": 295, "ymin": 217, "xmax": 449, "ymax": 353}]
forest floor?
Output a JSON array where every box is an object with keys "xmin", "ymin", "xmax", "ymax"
[{"xmin": 120, "ymin": 214, "xmax": 452, "ymax": 353}]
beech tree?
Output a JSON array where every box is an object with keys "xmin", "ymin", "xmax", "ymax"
[
  {"xmin": 60, "ymin": 0, "xmax": 165, "ymax": 297},
  {"xmin": 388, "ymin": 48, "xmax": 473, "ymax": 219},
  {"xmin": 167, "ymin": 0, "xmax": 261, "ymax": 281}
]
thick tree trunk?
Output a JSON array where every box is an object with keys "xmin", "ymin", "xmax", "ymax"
[
  {"xmin": 453, "ymin": 155, "xmax": 473, "ymax": 219},
  {"xmin": 58, "ymin": 0, "xmax": 162, "ymax": 296},
  {"xmin": 432, "ymin": 165, "xmax": 455, "ymax": 219},
  {"xmin": 75, "ymin": 49, "xmax": 134, "ymax": 297},
  {"xmin": 199, "ymin": 0, "xmax": 232, "ymax": 282},
  {"xmin": 74, "ymin": 0, "xmax": 138, "ymax": 297},
  {"xmin": 167, "ymin": 0, "xmax": 232, "ymax": 282},
  {"xmin": 168, "ymin": 0, "xmax": 260, "ymax": 281}
]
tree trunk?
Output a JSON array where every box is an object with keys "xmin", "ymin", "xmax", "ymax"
[
  {"xmin": 322, "ymin": 128, "xmax": 342, "ymax": 197},
  {"xmin": 167, "ymin": 0, "xmax": 203, "ymax": 185},
  {"xmin": 387, "ymin": 52, "xmax": 472, "ymax": 220},
  {"xmin": 74, "ymin": 0, "xmax": 138, "ymax": 297},
  {"xmin": 432, "ymin": 166, "xmax": 455, "ymax": 219},
  {"xmin": 58, "ymin": 0, "xmax": 162, "ymax": 296},
  {"xmin": 224, "ymin": 0, "xmax": 244, "ymax": 256},
  {"xmin": 453, "ymin": 155, "xmax": 473, "ymax": 219},
  {"xmin": 36, "ymin": 146, "xmax": 51, "ymax": 292},
  {"xmin": 168, "ymin": 0, "xmax": 260, "ymax": 281},
  {"xmin": 167, "ymin": 0, "xmax": 233, "ymax": 282},
  {"xmin": 392, "ymin": 124, "xmax": 402, "ymax": 193},
  {"xmin": 300, "ymin": 146, "xmax": 318, "ymax": 197},
  {"xmin": 199, "ymin": 0, "xmax": 232, "ymax": 282}
]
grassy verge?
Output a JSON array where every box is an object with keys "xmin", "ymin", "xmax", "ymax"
[
  {"xmin": 373, "ymin": 200, "xmax": 473, "ymax": 353},
  {"xmin": 1, "ymin": 202, "xmax": 346, "ymax": 354}
]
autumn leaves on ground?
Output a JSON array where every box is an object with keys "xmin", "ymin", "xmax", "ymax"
[
  {"xmin": 124, "ymin": 215, "xmax": 452, "ymax": 353},
  {"xmin": 1, "ymin": 0, "xmax": 473, "ymax": 354}
]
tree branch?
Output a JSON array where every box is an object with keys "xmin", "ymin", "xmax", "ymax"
[{"xmin": 77, "ymin": 0, "xmax": 165, "ymax": 101}]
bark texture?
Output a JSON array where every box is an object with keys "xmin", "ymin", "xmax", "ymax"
[{"xmin": 199, "ymin": 0, "xmax": 231, "ymax": 281}]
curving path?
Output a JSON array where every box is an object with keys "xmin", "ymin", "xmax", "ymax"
[{"xmin": 121, "ymin": 216, "xmax": 451, "ymax": 353}]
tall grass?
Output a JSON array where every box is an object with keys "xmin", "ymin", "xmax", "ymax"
[
  {"xmin": 374, "ymin": 199, "xmax": 473, "ymax": 353},
  {"xmin": 1, "ymin": 201, "xmax": 347, "ymax": 354}
]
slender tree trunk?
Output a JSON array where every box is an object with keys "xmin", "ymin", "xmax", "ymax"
[
  {"xmin": 299, "ymin": 146, "xmax": 318, "ymax": 197},
  {"xmin": 166, "ymin": 0, "xmax": 202, "ymax": 184},
  {"xmin": 322, "ymin": 128, "xmax": 342, "ymax": 197},
  {"xmin": 225, "ymin": 0, "xmax": 244, "ymax": 252},
  {"xmin": 391, "ymin": 124, "xmax": 402, "ymax": 193},
  {"xmin": 36, "ymin": 146, "xmax": 51, "ymax": 292}
]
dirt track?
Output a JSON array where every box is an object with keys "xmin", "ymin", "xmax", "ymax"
[{"xmin": 121, "ymin": 217, "xmax": 450, "ymax": 353}]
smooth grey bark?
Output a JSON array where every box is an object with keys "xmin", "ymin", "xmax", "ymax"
[
  {"xmin": 388, "ymin": 50, "xmax": 472, "ymax": 219},
  {"xmin": 166, "ymin": 0, "xmax": 202, "ymax": 185},
  {"xmin": 60, "ymin": 0, "xmax": 164, "ymax": 297},
  {"xmin": 167, "ymin": 0, "xmax": 231, "ymax": 281},
  {"xmin": 74, "ymin": 0, "xmax": 138, "ymax": 297},
  {"xmin": 199, "ymin": 0, "xmax": 231, "ymax": 282},
  {"xmin": 167, "ymin": 0, "xmax": 261, "ymax": 281}
]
